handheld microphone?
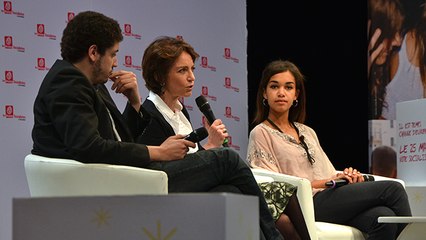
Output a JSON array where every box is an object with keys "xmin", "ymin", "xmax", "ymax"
[
  {"xmin": 325, "ymin": 175, "xmax": 375, "ymax": 188},
  {"xmin": 195, "ymin": 95, "xmax": 229, "ymax": 147},
  {"xmin": 184, "ymin": 127, "xmax": 209, "ymax": 143}
]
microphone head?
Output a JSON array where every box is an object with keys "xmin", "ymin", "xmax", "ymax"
[
  {"xmin": 195, "ymin": 95, "xmax": 211, "ymax": 112},
  {"xmin": 363, "ymin": 174, "xmax": 375, "ymax": 182},
  {"xmin": 184, "ymin": 127, "xmax": 208, "ymax": 143},
  {"xmin": 195, "ymin": 95, "xmax": 216, "ymax": 125}
]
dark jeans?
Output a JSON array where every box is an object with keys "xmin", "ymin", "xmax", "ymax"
[
  {"xmin": 314, "ymin": 180, "xmax": 412, "ymax": 240},
  {"xmin": 146, "ymin": 147, "xmax": 284, "ymax": 240}
]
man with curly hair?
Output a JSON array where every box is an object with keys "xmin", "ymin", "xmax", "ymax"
[{"xmin": 31, "ymin": 11, "xmax": 284, "ymax": 240}]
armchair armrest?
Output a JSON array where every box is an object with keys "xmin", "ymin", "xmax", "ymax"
[
  {"xmin": 335, "ymin": 170, "xmax": 406, "ymax": 188},
  {"xmin": 251, "ymin": 168, "xmax": 318, "ymax": 240},
  {"xmin": 25, "ymin": 154, "xmax": 168, "ymax": 197},
  {"xmin": 372, "ymin": 175, "xmax": 405, "ymax": 188}
]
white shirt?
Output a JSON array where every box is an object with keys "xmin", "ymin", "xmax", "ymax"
[
  {"xmin": 382, "ymin": 35, "xmax": 423, "ymax": 120},
  {"xmin": 148, "ymin": 91, "xmax": 198, "ymax": 153}
]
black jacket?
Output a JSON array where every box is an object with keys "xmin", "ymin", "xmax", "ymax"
[
  {"xmin": 31, "ymin": 59, "xmax": 151, "ymax": 167},
  {"xmin": 137, "ymin": 98, "xmax": 204, "ymax": 150}
]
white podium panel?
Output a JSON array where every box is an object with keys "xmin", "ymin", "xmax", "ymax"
[
  {"xmin": 406, "ymin": 186, "xmax": 426, "ymax": 216},
  {"xmin": 396, "ymin": 99, "xmax": 426, "ymax": 186},
  {"xmin": 378, "ymin": 216, "xmax": 426, "ymax": 240},
  {"xmin": 13, "ymin": 193, "xmax": 259, "ymax": 240}
]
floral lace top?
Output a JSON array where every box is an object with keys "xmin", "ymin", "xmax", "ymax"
[{"xmin": 247, "ymin": 122, "xmax": 336, "ymax": 196}]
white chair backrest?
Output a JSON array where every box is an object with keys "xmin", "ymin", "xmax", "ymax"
[{"xmin": 24, "ymin": 154, "xmax": 168, "ymax": 197}]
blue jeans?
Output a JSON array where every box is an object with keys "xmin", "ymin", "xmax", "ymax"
[{"xmin": 146, "ymin": 147, "xmax": 284, "ymax": 240}]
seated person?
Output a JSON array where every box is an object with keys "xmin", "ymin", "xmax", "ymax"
[
  {"xmin": 371, "ymin": 145, "xmax": 397, "ymax": 178},
  {"xmin": 137, "ymin": 36, "xmax": 310, "ymax": 240},
  {"xmin": 31, "ymin": 12, "xmax": 283, "ymax": 240},
  {"xmin": 247, "ymin": 59, "xmax": 412, "ymax": 240}
]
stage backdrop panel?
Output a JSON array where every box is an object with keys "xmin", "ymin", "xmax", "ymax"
[
  {"xmin": 0, "ymin": 1, "xmax": 247, "ymax": 239},
  {"xmin": 396, "ymin": 99, "xmax": 426, "ymax": 216},
  {"xmin": 396, "ymin": 99, "xmax": 426, "ymax": 186}
]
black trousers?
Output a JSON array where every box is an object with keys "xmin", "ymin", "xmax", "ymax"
[
  {"xmin": 313, "ymin": 180, "xmax": 412, "ymax": 240},
  {"xmin": 146, "ymin": 147, "xmax": 284, "ymax": 240}
]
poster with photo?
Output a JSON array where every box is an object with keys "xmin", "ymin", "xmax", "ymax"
[
  {"xmin": 368, "ymin": 0, "xmax": 424, "ymax": 120},
  {"xmin": 367, "ymin": 0, "xmax": 425, "ymax": 177}
]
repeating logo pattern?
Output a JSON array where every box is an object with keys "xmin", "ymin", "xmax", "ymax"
[
  {"xmin": 2, "ymin": 105, "xmax": 26, "ymax": 120},
  {"xmin": 123, "ymin": 24, "xmax": 142, "ymax": 40},
  {"xmin": 2, "ymin": 70, "xmax": 25, "ymax": 86},
  {"xmin": 35, "ymin": 57, "xmax": 50, "ymax": 71},
  {"xmin": 1, "ymin": 1, "xmax": 24, "ymax": 17},
  {"xmin": 224, "ymin": 77, "xmax": 239, "ymax": 92},
  {"xmin": 200, "ymin": 56, "xmax": 216, "ymax": 72},
  {"xmin": 223, "ymin": 48, "xmax": 239, "ymax": 63},
  {"xmin": 34, "ymin": 24, "xmax": 57, "ymax": 40},
  {"xmin": 123, "ymin": 56, "xmax": 142, "ymax": 71},
  {"xmin": 2, "ymin": 36, "xmax": 25, "ymax": 52}
]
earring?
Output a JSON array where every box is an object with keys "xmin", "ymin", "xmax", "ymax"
[
  {"xmin": 159, "ymin": 82, "xmax": 166, "ymax": 94},
  {"xmin": 262, "ymin": 98, "xmax": 268, "ymax": 106},
  {"xmin": 292, "ymin": 99, "xmax": 299, "ymax": 107}
]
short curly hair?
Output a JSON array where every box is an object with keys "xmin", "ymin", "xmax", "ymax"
[
  {"xmin": 141, "ymin": 36, "xmax": 199, "ymax": 95},
  {"xmin": 60, "ymin": 11, "xmax": 123, "ymax": 63}
]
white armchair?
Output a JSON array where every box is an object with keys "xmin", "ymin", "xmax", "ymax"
[
  {"xmin": 252, "ymin": 168, "xmax": 406, "ymax": 240},
  {"xmin": 24, "ymin": 154, "xmax": 168, "ymax": 197}
]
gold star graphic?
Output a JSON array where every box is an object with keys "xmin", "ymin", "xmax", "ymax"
[
  {"xmin": 413, "ymin": 191, "xmax": 424, "ymax": 203},
  {"xmin": 142, "ymin": 220, "xmax": 177, "ymax": 240},
  {"xmin": 92, "ymin": 207, "xmax": 111, "ymax": 227}
]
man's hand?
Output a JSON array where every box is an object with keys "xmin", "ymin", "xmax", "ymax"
[
  {"xmin": 147, "ymin": 135, "xmax": 196, "ymax": 161},
  {"xmin": 109, "ymin": 70, "xmax": 141, "ymax": 110}
]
